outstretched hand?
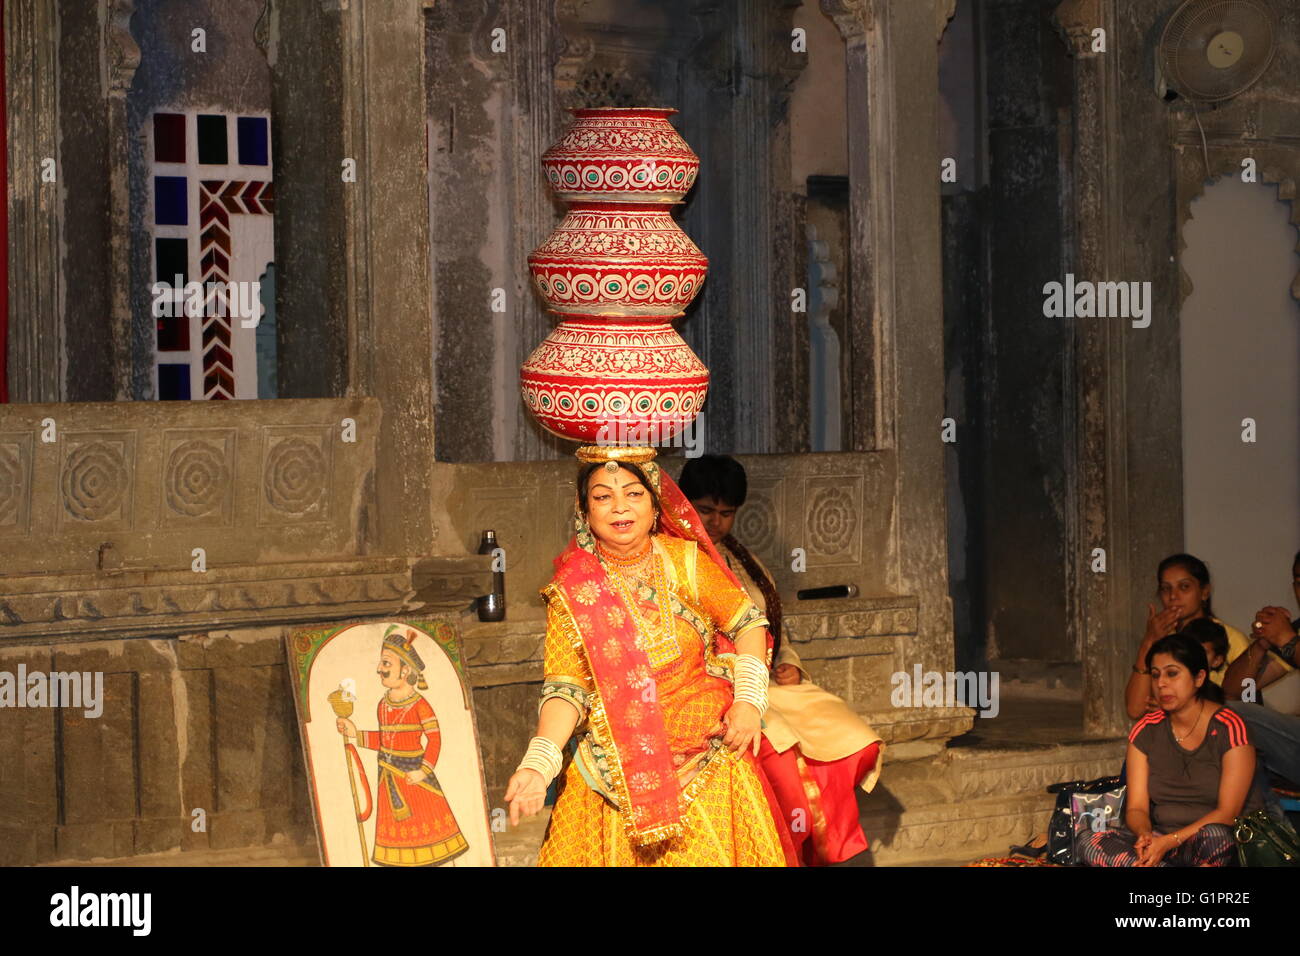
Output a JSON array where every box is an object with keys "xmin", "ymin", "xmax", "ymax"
[{"xmin": 505, "ymin": 769, "xmax": 547, "ymax": 826}]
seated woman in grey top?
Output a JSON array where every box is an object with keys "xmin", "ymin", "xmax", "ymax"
[{"xmin": 1079, "ymin": 633, "xmax": 1262, "ymax": 867}]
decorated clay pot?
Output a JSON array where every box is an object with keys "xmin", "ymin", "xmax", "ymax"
[
  {"xmin": 541, "ymin": 107, "xmax": 699, "ymax": 204},
  {"xmin": 528, "ymin": 203, "xmax": 707, "ymax": 318},
  {"xmin": 519, "ymin": 316, "xmax": 709, "ymax": 444}
]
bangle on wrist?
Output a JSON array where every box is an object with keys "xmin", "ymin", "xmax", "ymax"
[
  {"xmin": 516, "ymin": 735, "xmax": 564, "ymax": 786},
  {"xmin": 733, "ymin": 653, "xmax": 770, "ymax": 717}
]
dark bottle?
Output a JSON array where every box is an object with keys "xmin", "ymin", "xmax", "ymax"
[{"xmin": 476, "ymin": 530, "xmax": 506, "ymax": 622}]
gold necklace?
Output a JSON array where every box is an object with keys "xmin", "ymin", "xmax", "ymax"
[
  {"xmin": 1172, "ymin": 699, "xmax": 1205, "ymax": 743},
  {"xmin": 598, "ymin": 538, "xmax": 652, "ymax": 567},
  {"xmin": 605, "ymin": 549, "xmax": 680, "ymax": 668}
]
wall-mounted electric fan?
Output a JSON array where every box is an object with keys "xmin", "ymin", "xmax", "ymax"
[{"xmin": 1158, "ymin": 0, "xmax": 1279, "ymax": 103}]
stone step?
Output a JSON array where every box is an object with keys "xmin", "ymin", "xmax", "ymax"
[
  {"xmin": 862, "ymin": 738, "xmax": 1127, "ymax": 865},
  {"xmin": 490, "ymin": 736, "xmax": 1129, "ymax": 867},
  {"xmin": 61, "ymin": 737, "xmax": 1128, "ymax": 868}
]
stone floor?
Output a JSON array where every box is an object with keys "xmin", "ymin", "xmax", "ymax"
[{"xmin": 45, "ymin": 841, "xmax": 321, "ymax": 867}]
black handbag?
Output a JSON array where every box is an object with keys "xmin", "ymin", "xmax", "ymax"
[
  {"xmin": 1046, "ymin": 775, "xmax": 1123, "ymax": 865},
  {"xmin": 1234, "ymin": 808, "xmax": 1300, "ymax": 867}
]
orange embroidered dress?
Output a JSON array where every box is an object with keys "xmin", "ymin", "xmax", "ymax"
[
  {"xmin": 355, "ymin": 692, "xmax": 469, "ymax": 866},
  {"xmin": 536, "ymin": 533, "xmax": 790, "ymax": 866}
]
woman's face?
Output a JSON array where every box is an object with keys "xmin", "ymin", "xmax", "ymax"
[
  {"xmin": 1158, "ymin": 566, "xmax": 1209, "ymax": 622},
  {"xmin": 689, "ymin": 496, "xmax": 737, "ymax": 545},
  {"xmin": 584, "ymin": 466, "xmax": 655, "ymax": 555},
  {"xmin": 1149, "ymin": 652, "xmax": 1205, "ymax": 712}
]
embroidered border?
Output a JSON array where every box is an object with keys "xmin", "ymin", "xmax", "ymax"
[
  {"xmin": 541, "ymin": 580, "xmax": 687, "ymax": 846},
  {"xmin": 540, "ymin": 680, "xmax": 589, "ymax": 722}
]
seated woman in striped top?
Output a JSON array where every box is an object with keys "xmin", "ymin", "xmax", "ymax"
[{"xmin": 1080, "ymin": 633, "xmax": 1263, "ymax": 867}]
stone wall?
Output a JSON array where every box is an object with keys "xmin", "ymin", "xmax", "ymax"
[
  {"xmin": 0, "ymin": 396, "xmax": 489, "ymax": 864},
  {"xmin": 0, "ymin": 627, "xmax": 313, "ymax": 865},
  {"xmin": 428, "ymin": 450, "xmax": 901, "ymax": 606},
  {"xmin": 0, "ymin": 398, "xmax": 380, "ymax": 581}
]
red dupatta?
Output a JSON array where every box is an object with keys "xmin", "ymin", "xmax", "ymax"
[{"xmin": 547, "ymin": 465, "xmax": 798, "ymax": 860}]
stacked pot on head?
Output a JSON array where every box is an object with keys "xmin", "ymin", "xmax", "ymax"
[{"xmin": 521, "ymin": 107, "xmax": 709, "ymax": 450}]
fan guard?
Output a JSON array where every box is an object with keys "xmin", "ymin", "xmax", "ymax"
[{"xmin": 1159, "ymin": 0, "xmax": 1279, "ymax": 102}]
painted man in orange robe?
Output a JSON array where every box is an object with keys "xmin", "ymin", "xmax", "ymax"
[{"xmin": 337, "ymin": 629, "xmax": 469, "ymax": 866}]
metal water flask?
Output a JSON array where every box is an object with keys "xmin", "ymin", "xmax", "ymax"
[{"xmin": 476, "ymin": 530, "xmax": 506, "ymax": 622}]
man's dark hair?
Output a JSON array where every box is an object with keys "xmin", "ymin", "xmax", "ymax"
[
  {"xmin": 1180, "ymin": 617, "xmax": 1228, "ymax": 664},
  {"xmin": 677, "ymin": 455, "xmax": 747, "ymax": 507}
]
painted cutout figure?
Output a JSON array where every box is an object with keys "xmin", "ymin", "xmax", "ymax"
[{"xmin": 336, "ymin": 626, "xmax": 469, "ymax": 866}]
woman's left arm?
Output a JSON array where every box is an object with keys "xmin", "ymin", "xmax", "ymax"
[
  {"xmin": 719, "ymin": 624, "xmax": 769, "ymax": 756},
  {"xmin": 734, "ymin": 624, "xmax": 766, "ymax": 661},
  {"xmin": 689, "ymin": 545, "xmax": 772, "ymax": 754}
]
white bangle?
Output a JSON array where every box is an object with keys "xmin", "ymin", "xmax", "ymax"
[
  {"xmin": 733, "ymin": 653, "xmax": 770, "ymax": 717},
  {"xmin": 516, "ymin": 736, "xmax": 564, "ymax": 786}
]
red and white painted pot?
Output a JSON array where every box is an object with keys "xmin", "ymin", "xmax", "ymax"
[
  {"xmin": 541, "ymin": 107, "xmax": 699, "ymax": 204},
  {"xmin": 527, "ymin": 202, "xmax": 707, "ymax": 317},
  {"xmin": 519, "ymin": 316, "xmax": 709, "ymax": 443}
]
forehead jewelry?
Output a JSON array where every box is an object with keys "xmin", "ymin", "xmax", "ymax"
[{"xmin": 604, "ymin": 460, "xmax": 619, "ymax": 474}]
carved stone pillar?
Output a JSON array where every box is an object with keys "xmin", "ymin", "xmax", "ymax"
[
  {"xmin": 822, "ymin": 0, "xmax": 954, "ymax": 675},
  {"xmin": 4, "ymin": 0, "xmax": 64, "ymax": 401},
  {"xmin": 504, "ymin": 0, "xmax": 569, "ymax": 461},
  {"xmin": 820, "ymin": 0, "xmax": 878, "ymax": 453},
  {"xmin": 271, "ymin": 0, "xmax": 434, "ymax": 555},
  {"xmin": 675, "ymin": 0, "xmax": 807, "ymax": 455},
  {"xmin": 105, "ymin": 0, "xmax": 140, "ymax": 400},
  {"xmin": 1055, "ymin": 0, "xmax": 1131, "ymax": 736}
]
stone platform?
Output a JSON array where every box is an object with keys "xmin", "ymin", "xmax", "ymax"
[{"xmin": 43, "ymin": 697, "xmax": 1123, "ymax": 868}]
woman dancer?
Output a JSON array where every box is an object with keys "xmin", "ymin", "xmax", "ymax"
[{"xmin": 505, "ymin": 449, "xmax": 796, "ymax": 866}]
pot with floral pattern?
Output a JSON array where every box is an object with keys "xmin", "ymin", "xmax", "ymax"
[
  {"xmin": 541, "ymin": 107, "xmax": 699, "ymax": 204},
  {"xmin": 519, "ymin": 316, "xmax": 709, "ymax": 444},
  {"xmin": 528, "ymin": 202, "xmax": 707, "ymax": 318}
]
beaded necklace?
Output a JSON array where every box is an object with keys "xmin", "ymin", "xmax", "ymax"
[{"xmin": 600, "ymin": 541, "xmax": 681, "ymax": 668}]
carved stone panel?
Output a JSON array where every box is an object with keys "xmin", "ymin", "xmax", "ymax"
[
  {"xmin": 0, "ymin": 398, "xmax": 379, "ymax": 574},
  {"xmin": 57, "ymin": 432, "xmax": 137, "ymax": 531},
  {"xmin": 467, "ymin": 484, "xmax": 542, "ymax": 577},
  {"xmin": 733, "ymin": 475, "xmax": 783, "ymax": 571},
  {"xmin": 258, "ymin": 426, "xmax": 333, "ymax": 525},
  {"xmin": 0, "ymin": 434, "xmax": 34, "ymax": 534},
  {"xmin": 160, "ymin": 429, "xmax": 236, "ymax": 528},
  {"xmin": 802, "ymin": 474, "xmax": 863, "ymax": 567}
]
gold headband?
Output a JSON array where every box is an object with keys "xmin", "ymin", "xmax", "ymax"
[
  {"xmin": 575, "ymin": 444, "xmax": 658, "ymax": 465},
  {"xmin": 574, "ymin": 445, "xmax": 661, "ymax": 494}
]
